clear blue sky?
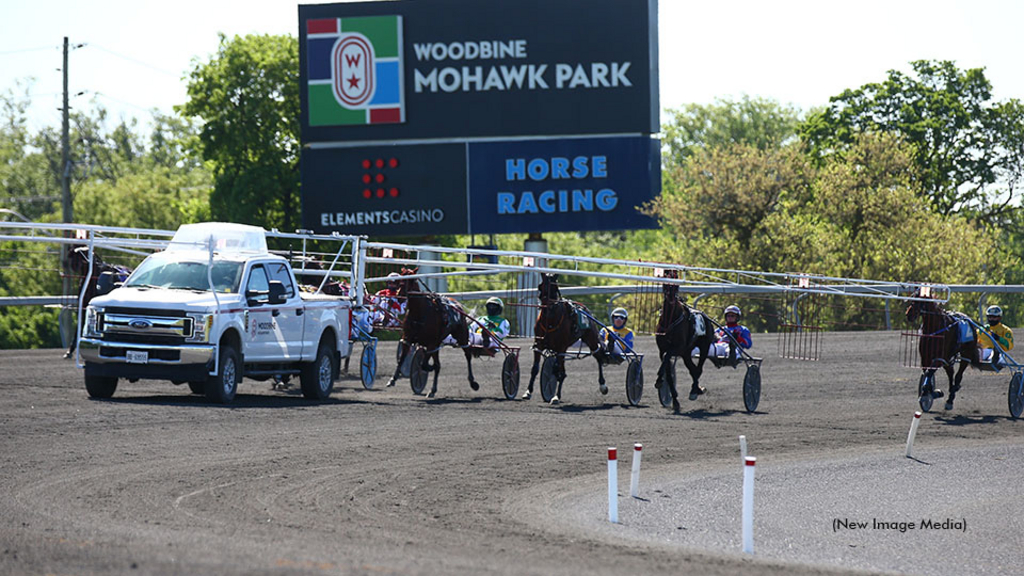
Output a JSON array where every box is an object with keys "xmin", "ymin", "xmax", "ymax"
[{"xmin": 1, "ymin": 0, "xmax": 1021, "ymax": 134}]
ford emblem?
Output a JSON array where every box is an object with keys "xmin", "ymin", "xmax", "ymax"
[{"xmin": 128, "ymin": 319, "xmax": 153, "ymax": 330}]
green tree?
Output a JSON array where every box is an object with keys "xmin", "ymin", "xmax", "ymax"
[
  {"xmin": 181, "ymin": 33, "xmax": 300, "ymax": 231},
  {"xmin": 801, "ymin": 60, "xmax": 1024, "ymax": 220},
  {"xmin": 663, "ymin": 96, "xmax": 802, "ymax": 166}
]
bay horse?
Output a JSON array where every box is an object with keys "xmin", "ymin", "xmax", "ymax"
[
  {"xmin": 385, "ymin": 268, "xmax": 481, "ymax": 397},
  {"xmin": 523, "ymin": 273, "xmax": 607, "ymax": 404},
  {"xmin": 905, "ymin": 290, "xmax": 980, "ymax": 410},
  {"xmin": 654, "ymin": 270, "xmax": 715, "ymax": 412},
  {"xmin": 63, "ymin": 245, "xmax": 131, "ymax": 358}
]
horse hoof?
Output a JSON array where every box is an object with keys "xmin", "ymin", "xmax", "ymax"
[
  {"xmin": 522, "ymin": 391, "xmax": 532, "ymax": 400},
  {"xmin": 427, "ymin": 390, "xmax": 436, "ymax": 398},
  {"xmin": 470, "ymin": 381, "xmax": 479, "ymax": 391},
  {"xmin": 672, "ymin": 400, "xmax": 681, "ymax": 413},
  {"xmin": 550, "ymin": 396, "xmax": 559, "ymax": 405},
  {"xmin": 386, "ymin": 379, "xmax": 396, "ymax": 388},
  {"xmin": 931, "ymin": 389, "xmax": 944, "ymax": 399},
  {"xmin": 688, "ymin": 386, "xmax": 706, "ymax": 401},
  {"xmin": 944, "ymin": 400, "xmax": 954, "ymax": 411},
  {"xmin": 599, "ymin": 384, "xmax": 608, "ymax": 395}
]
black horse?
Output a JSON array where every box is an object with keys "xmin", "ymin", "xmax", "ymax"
[
  {"xmin": 906, "ymin": 290, "xmax": 980, "ymax": 410},
  {"xmin": 63, "ymin": 246, "xmax": 131, "ymax": 358},
  {"xmin": 385, "ymin": 268, "xmax": 482, "ymax": 397},
  {"xmin": 654, "ymin": 272, "xmax": 715, "ymax": 412},
  {"xmin": 524, "ymin": 274, "xmax": 606, "ymax": 404}
]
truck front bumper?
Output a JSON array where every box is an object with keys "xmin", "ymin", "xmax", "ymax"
[{"xmin": 80, "ymin": 338, "xmax": 214, "ymax": 381}]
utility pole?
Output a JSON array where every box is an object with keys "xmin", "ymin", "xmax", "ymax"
[
  {"xmin": 61, "ymin": 36, "xmax": 72, "ymax": 224},
  {"xmin": 60, "ymin": 36, "xmax": 74, "ymax": 350}
]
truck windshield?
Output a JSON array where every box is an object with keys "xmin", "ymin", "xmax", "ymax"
[{"xmin": 125, "ymin": 256, "xmax": 244, "ymax": 293}]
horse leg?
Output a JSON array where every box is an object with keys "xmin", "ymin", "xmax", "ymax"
[
  {"xmin": 552, "ymin": 355, "xmax": 566, "ymax": 405},
  {"xmin": 465, "ymin": 348, "xmax": 480, "ymax": 391},
  {"xmin": 947, "ymin": 360, "xmax": 969, "ymax": 410},
  {"xmin": 682, "ymin": 353, "xmax": 706, "ymax": 401},
  {"xmin": 665, "ymin": 356, "xmax": 680, "ymax": 413},
  {"xmin": 525, "ymin": 349, "xmax": 540, "ymax": 400},
  {"xmin": 596, "ymin": 355, "xmax": 608, "ymax": 396},
  {"xmin": 427, "ymin": 350, "xmax": 440, "ymax": 398},
  {"xmin": 387, "ymin": 340, "xmax": 410, "ymax": 387}
]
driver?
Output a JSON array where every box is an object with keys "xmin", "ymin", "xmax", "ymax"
[
  {"xmin": 599, "ymin": 307, "xmax": 634, "ymax": 356},
  {"xmin": 978, "ymin": 305, "xmax": 1013, "ymax": 366},
  {"xmin": 711, "ymin": 305, "xmax": 752, "ymax": 358},
  {"xmin": 371, "ymin": 272, "xmax": 405, "ymax": 327}
]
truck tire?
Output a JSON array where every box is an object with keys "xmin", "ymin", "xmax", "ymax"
[
  {"xmin": 206, "ymin": 345, "xmax": 240, "ymax": 404},
  {"xmin": 85, "ymin": 374, "xmax": 117, "ymax": 399},
  {"xmin": 301, "ymin": 341, "xmax": 335, "ymax": 400}
]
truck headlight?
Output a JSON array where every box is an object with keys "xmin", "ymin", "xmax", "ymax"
[
  {"xmin": 188, "ymin": 314, "xmax": 213, "ymax": 342},
  {"xmin": 84, "ymin": 306, "xmax": 102, "ymax": 337}
]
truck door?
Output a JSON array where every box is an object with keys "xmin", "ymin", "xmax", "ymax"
[
  {"xmin": 266, "ymin": 261, "xmax": 304, "ymax": 359},
  {"xmin": 243, "ymin": 264, "xmax": 275, "ymax": 361}
]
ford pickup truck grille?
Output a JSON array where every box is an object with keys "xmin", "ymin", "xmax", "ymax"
[{"xmin": 101, "ymin": 312, "xmax": 194, "ymax": 342}]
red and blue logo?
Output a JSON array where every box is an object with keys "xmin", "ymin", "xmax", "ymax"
[{"xmin": 306, "ymin": 16, "xmax": 405, "ymax": 126}]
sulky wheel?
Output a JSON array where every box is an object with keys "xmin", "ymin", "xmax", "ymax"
[
  {"xmin": 626, "ymin": 359, "xmax": 643, "ymax": 407},
  {"xmin": 409, "ymin": 347, "xmax": 428, "ymax": 395},
  {"xmin": 360, "ymin": 341, "xmax": 377, "ymax": 390},
  {"xmin": 501, "ymin": 353, "xmax": 520, "ymax": 400},
  {"xmin": 918, "ymin": 372, "xmax": 936, "ymax": 413},
  {"xmin": 658, "ymin": 358, "xmax": 675, "ymax": 408},
  {"xmin": 1008, "ymin": 372, "xmax": 1024, "ymax": 419},
  {"xmin": 743, "ymin": 364, "xmax": 761, "ymax": 413},
  {"xmin": 540, "ymin": 354, "xmax": 559, "ymax": 403}
]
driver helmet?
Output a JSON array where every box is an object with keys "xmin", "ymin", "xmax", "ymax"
[
  {"xmin": 986, "ymin": 305, "xmax": 1003, "ymax": 323},
  {"xmin": 724, "ymin": 305, "xmax": 742, "ymax": 320},
  {"xmin": 611, "ymin": 307, "xmax": 628, "ymax": 326},
  {"xmin": 386, "ymin": 271, "xmax": 401, "ymax": 289},
  {"xmin": 485, "ymin": 296, "xmax": 504, "ymax": 316}
]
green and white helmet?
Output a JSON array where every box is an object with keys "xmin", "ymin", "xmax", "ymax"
[{"xmin": 485, "ymin": 296, "xmax": 504, "ymax": 313}]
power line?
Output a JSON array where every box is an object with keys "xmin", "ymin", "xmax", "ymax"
[
  {"xmin": 87, "ymin": 44, "xmax": 180, "ymax": 77},
  {"xmin": 0, "ymin": 45, "xmax": 58, "ymax": 56}
]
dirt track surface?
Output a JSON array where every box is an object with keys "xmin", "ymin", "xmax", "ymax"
[{"xmin": 1, "ymin": 332, "xmax": 1022, "ymax": 576}]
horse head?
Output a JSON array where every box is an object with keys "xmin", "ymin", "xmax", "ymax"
[
  {"xmin": 905, "ymin": 289, "xmax": 941, "ymax": 325},
  {"xmin": 395, "ymin": 267, "xmax": 420, "ymax": 297},
  {"xmin": 538, "ymin": 273, "xmax": 561, "ymax": 304},
  {"xmin": 661, "ymin": 269, "xmax": 680, "ymax": 303}
]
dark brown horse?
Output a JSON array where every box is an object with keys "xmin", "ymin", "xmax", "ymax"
[
  {"xmin": 523, "ymin": 273, "xmax": 606, "ymax": 404},
  {"xmin": 654, "ymin": 271, "xmax": 715, "ymax": 412},
  {"xmin": 906, "ymin": 291, "xmax": 980, "ymax": 410},
  {"xmin": 385, "ymin": 268, "xmax": 481, "ymax": 397},
  {"xmin": 63, "ymin": 246, "xmax": 131, "ymax": 358}
]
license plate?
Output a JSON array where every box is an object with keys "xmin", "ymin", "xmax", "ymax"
[{"xmin": 126, "ymin": 350, "xmax": 149, "ymax": 364}]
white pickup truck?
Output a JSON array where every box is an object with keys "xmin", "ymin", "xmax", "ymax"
[{"xmin": 78, "ymin": 223, "xmax": 356, "ymax": 403}]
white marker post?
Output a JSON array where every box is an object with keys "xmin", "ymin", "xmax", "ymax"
[
  {"xmin": 742, "ymin": 456, "xmax": 756, "ymax": 554},
  {"xmin": 630, "ymin": 443, "xmax": 643, "ymax": 498},
  {"xmin": 739, "ymin": 435, "xmax": 747, "ymax": 461},
  {"xmin": 608, "ymin": 447, "xmax": 618, "ymax": 523},
  {"xmin": 906, "ymin": 411, "xmax": 922, "ymax": 458}
]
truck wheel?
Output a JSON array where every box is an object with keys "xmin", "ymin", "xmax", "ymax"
[
  {"xmin": 206, "ymin": 345, "xmax": 240, "ymax": 404},
  {"xmin": 301, "ymin": 341, "xmax": 335, "ymax": 400},
  {"xmin": 85, "ymin": 374, "xmax": 117, "ymax": 399},
  {"xmin": 187, "ymin": 381, "xmax": 205, "ymax": 395}
]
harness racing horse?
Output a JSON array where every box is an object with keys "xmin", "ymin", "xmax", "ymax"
[
  {"xmin": 654, "ymin": 271, "xmax": 715, "ymax": 412},
  {"xmin": 905, "ymin": 290, "xmax": 981, "ymax": 410},
  {"xmin": 63, "ymin": 245, "xmax": 131, "ymax": 358},
  {"xmin": 523, "ymin": 273, "xmax": 607, "ymax": 404},
  {"xmin": 385, "ymin": 268, "xmax": 482, "ymax": 397}
]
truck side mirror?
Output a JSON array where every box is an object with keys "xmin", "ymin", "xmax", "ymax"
[
  {"xmin": 96, "ymin": 271, "xmax": 116, "ymax": 296},
  {"xmin": 245, "ymin": 289, "xmax": 268, "ymax": 306},
  {"xmin": 268, "ymin": 280, "xmax": 287, "ymax": 305}
]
